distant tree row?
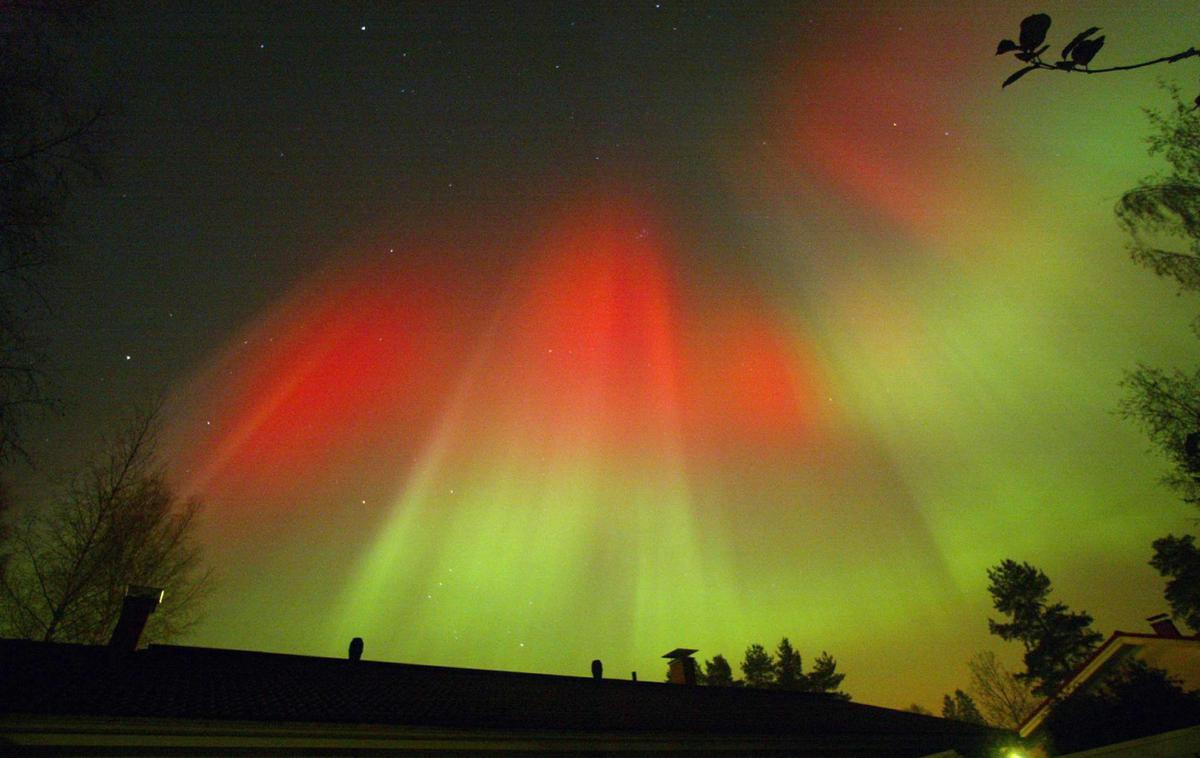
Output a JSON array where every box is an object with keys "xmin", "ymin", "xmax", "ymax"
[
  {"xmin": 906, "ymin": 689, "xmax": 988, "ymax": 726},
  {"xmin": 690, "ymin": 638, "xmax": 850, "ymax": 699}
]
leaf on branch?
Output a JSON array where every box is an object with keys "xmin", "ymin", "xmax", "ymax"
[
  {"xmin": 1018, "ymin": 13, "xmax": 1051, "ymax": 51},
  {"xmin": 1014, "ymin": 46, "xmax": 1049, "ymax": 63},
  {"xmin": 1002, "ymin": 65, "xmax": 1037, "ymax": 88},
  {"xmin": 1071, "ymin": 36, "xmax": 1105, "ymax": 66},
  {"xmin": 996, "ymin": 39, "xmax": 1019, "ymax": 55},
  {"xmin": 1061, "ymin": 27, "xmax": 1100, "ymax": 59}
]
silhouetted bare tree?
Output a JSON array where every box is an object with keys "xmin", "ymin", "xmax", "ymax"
[
  {"xmin": 967, "ymin": 651, "xmax": 1037, "ymax": 730},
  {"xmin": 0, "ymin": 3, "xmax": 107, "ymax": 463},
  {"xmin": 0, "ymin": 408, "xmax": 212, "ymax": 644},
  {"xmin": 1112, "ymin": 87, "xmax": 1200, "ymax": 512}
]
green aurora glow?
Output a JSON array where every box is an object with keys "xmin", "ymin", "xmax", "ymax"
[{"xmin": 145, "ymin": 1, "xmax": 1200, "ymax": 711}]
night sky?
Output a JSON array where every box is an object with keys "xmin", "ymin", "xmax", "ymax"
[{"xmin": 18, "ymin": 0, "xmax": 1200, "ymax": 711}]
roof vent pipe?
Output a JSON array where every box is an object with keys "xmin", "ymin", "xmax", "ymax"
[
  {"xmin": 108, "ymin": 586, "xmax": 163, "ymax": 652},
  {"xmin": 349, "ymin": 637, "xmax": 364, "ymax": 661}
]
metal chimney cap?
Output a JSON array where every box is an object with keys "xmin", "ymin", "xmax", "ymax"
[
  {"xmin": 126, "ymin": 586, "xmax": 164, "ymax": 603},
  {"xmin": 662, "ymin": 648, "xmax": 698, "ymax": 659}
]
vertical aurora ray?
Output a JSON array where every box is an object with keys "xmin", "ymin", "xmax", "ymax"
[
  {"xmin": 168, "ymin": 194, "xmax": 964, "ymax": 698},
  {"xmin": 335, "ymin": 203, "xmax": 755, "ymax": 669}
]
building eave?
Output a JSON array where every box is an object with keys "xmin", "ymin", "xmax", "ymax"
[
  {"xmin": 0, "ymin": 713, "xmax": 981, "ymax": 756},
  {"xmin": 1019, "ymin": 631, "xmax": 1200, "ymax": 738}
]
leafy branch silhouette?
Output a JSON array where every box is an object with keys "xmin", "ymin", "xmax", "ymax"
[{"xmin": 996, "ymin": 13, "xmax": 1200, "ymax": 98}]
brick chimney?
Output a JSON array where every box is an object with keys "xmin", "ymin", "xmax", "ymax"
[
  {"xmin": 663, "ymin": 648, "xmax": 698, "ymax": 685},
  {"xmin": 108, "ymin": 586, "xmax": 163, "ymax": 652},
  {"xmin": 1147, "ymin": 612, "xmax": 1182, "ymax": 638}
]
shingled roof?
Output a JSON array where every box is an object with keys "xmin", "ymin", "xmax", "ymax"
[{"xmin": 0, "ymin": 638, "xmax": 1004, "ymax": 755}]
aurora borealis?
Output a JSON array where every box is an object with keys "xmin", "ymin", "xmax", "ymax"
[{"xmin": 22, "ymin": 1, "xmax": 1200, "ymax": 710}]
